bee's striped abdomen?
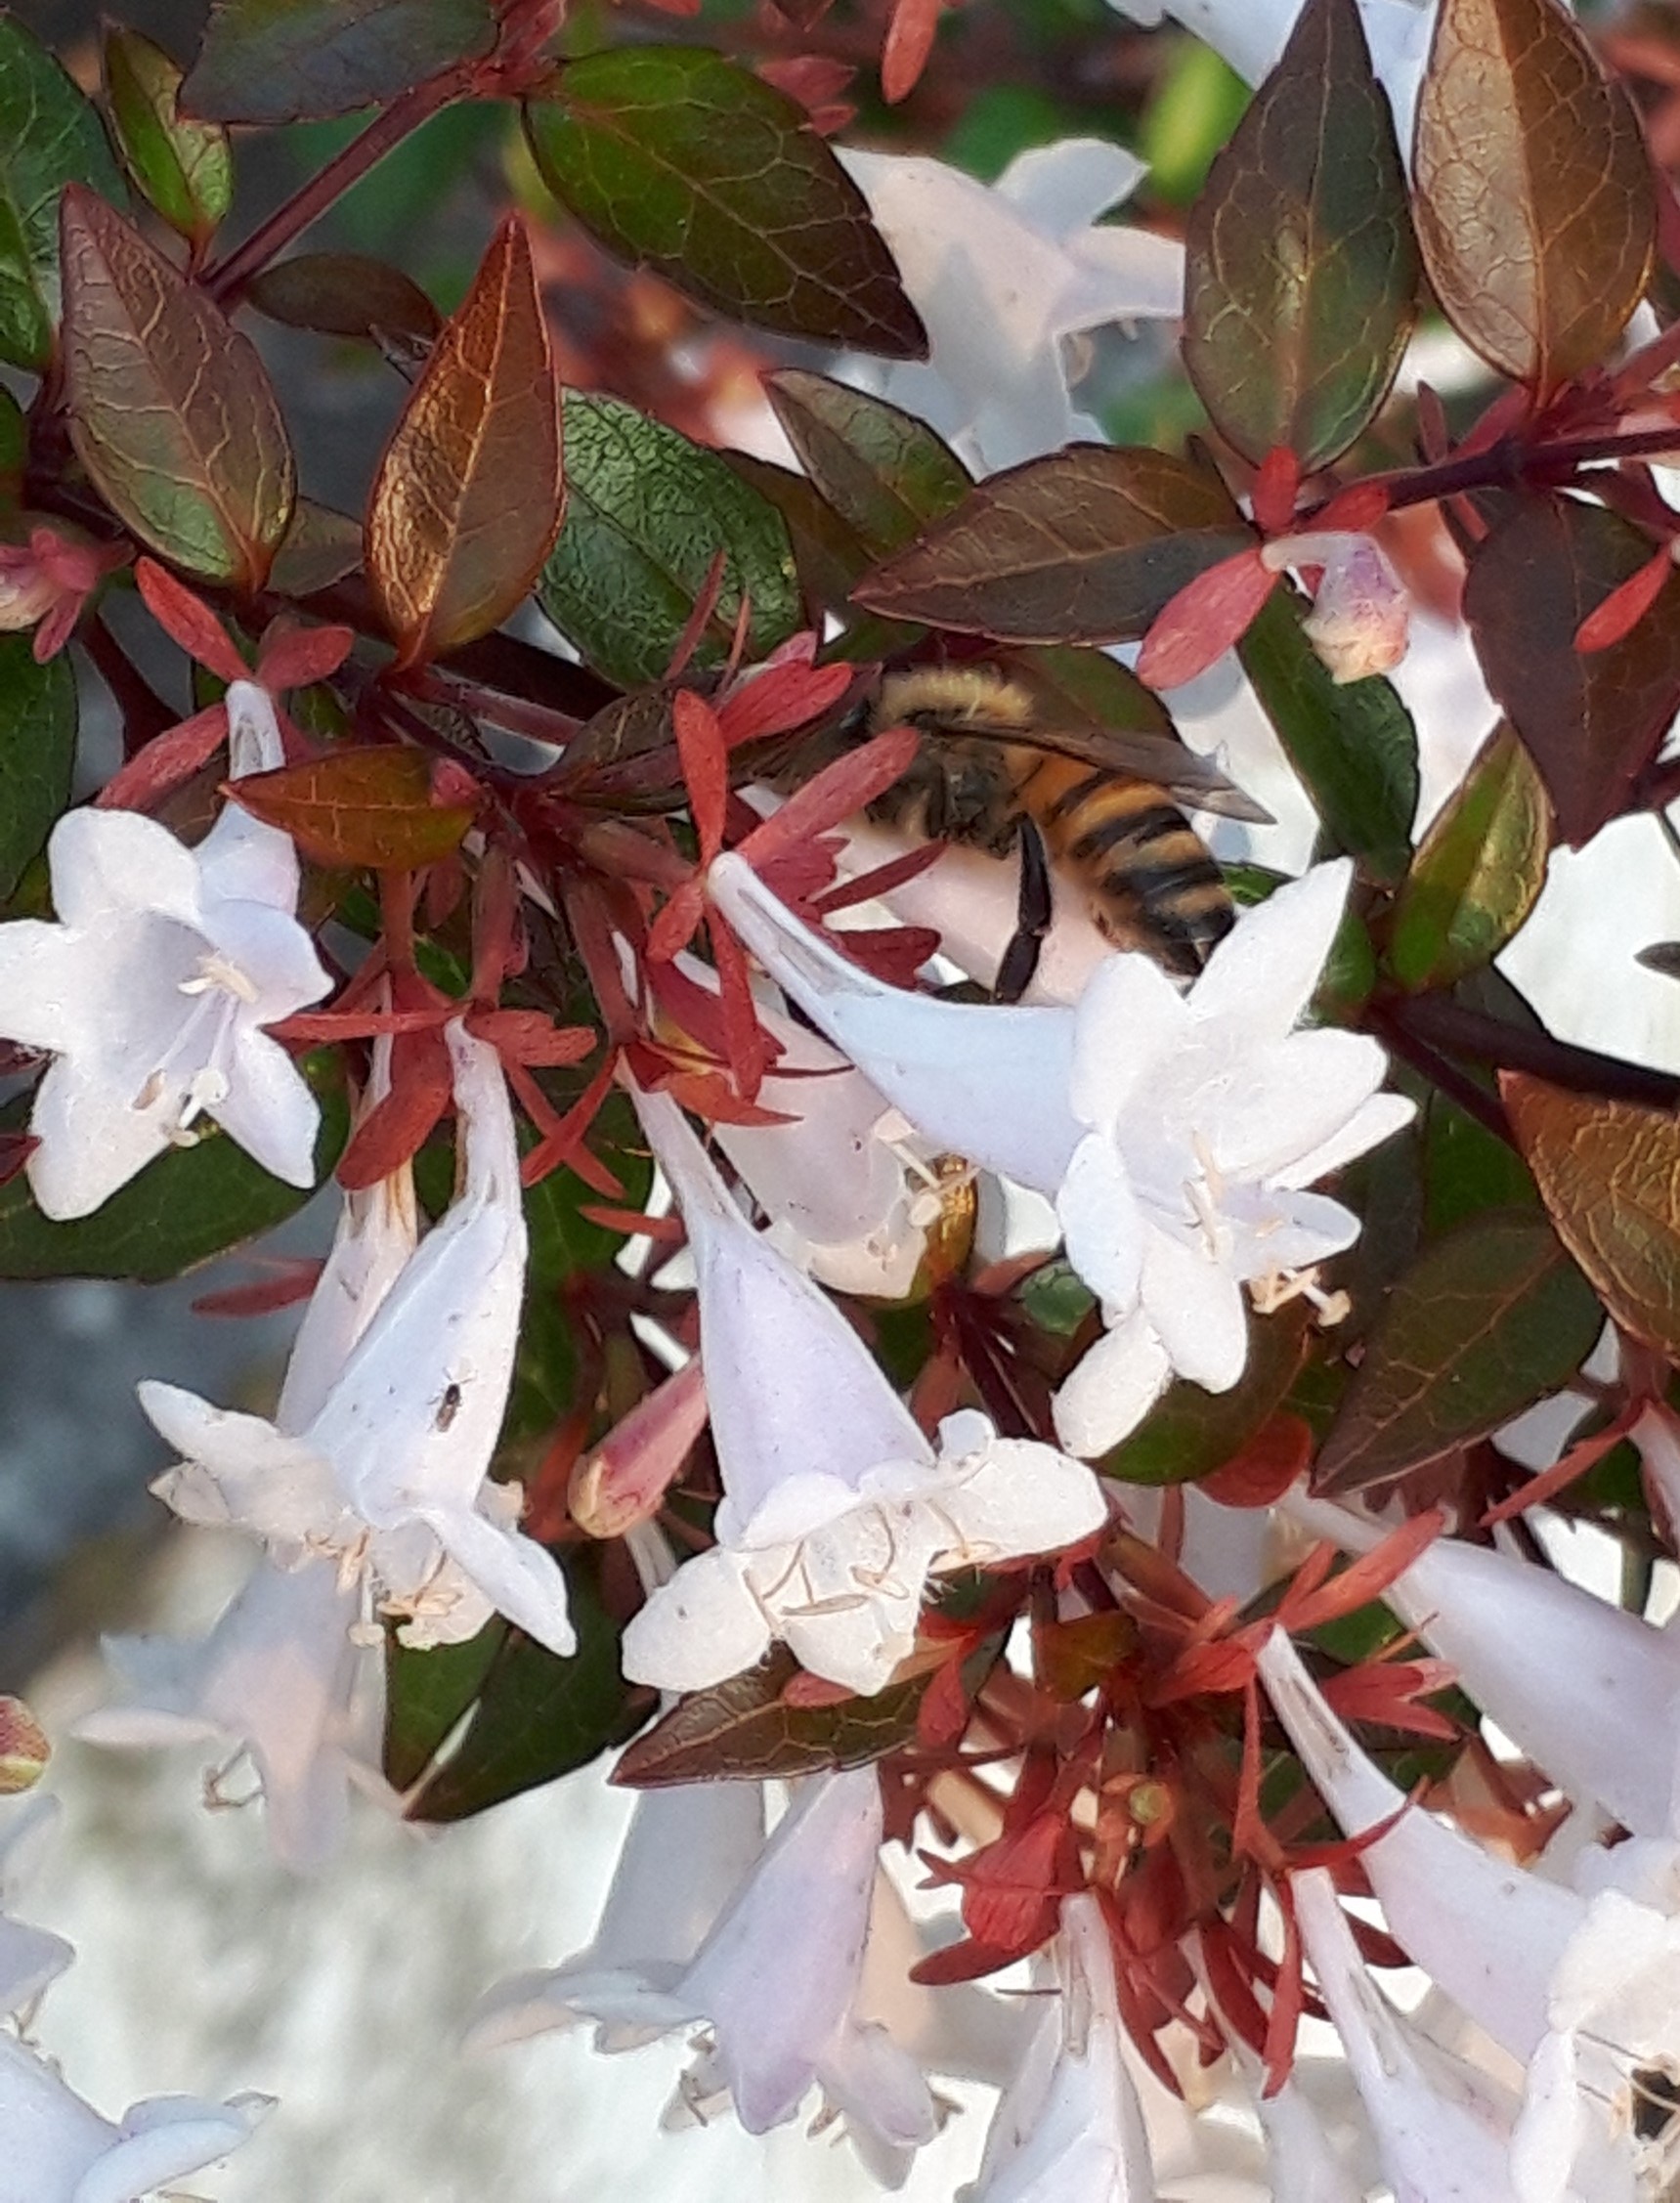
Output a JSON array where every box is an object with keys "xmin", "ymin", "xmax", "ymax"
[{"xmin": 1012, "ymin": 754, "xmax": 1232, "ymax": 978}]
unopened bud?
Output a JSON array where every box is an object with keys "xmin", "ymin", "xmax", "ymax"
[
  {"xmin": 569, "ymin": 1359, "xmax": 709, "ymax": 1538},
  {"xmin": 1263, "ymin": 530, "xmax": 1409, "ymax": 685},
  {"xmin": 0, "ymin": 1696, "xmax": 50, "ymax": 1793}
]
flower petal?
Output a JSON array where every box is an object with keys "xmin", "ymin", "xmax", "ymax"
[
  {"xmin": 1067, "ymin": 950, "xmax": 1188, "ymax": 1136},
  {"xmin": 1188, "ymin": 860, "xmax": 1353, "ymax": 1041},
  {"xmin": 1056, "ymin": 1134, "xmax": 1145, "ymax": 1313},
  {"xmin": 620, "ymin": 1547, "xmax": 772, "ymax": 1693},
  {"xmin": 47, "ymin": 805, "xmax": 204, "ymax": 932},
  {"xmin": 1053, "ymin": 1312, "xmax": 1172, "ymax": 1457},
  {"xmin": 1140, "ymin": 1227, "xmax": 1249, "ymax": 1391},
  {"xmin": 414, "ymin": 1505, "xmax": 576, "ymax": 1660}
]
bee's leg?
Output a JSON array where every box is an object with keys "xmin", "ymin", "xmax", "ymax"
[{"xmin": 994, "ymin": 819, "xmax": 1052, "ymax": 1004}]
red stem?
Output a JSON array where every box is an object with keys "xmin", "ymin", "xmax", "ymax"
[{"xmin": 200, "ymin": 69, "xmax": 471, "ymax": 305}]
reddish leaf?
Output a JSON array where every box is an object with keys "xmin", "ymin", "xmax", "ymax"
[
  {"xmin": 1502, "ymin": 1072, "xmax": 1680, "ymax": 1362},
  {"xmin": 1413, "ymin": 0, "xmax": 1655, "ymax": 394},
  {"xmin": 1252, "ymin": 448, "xmax": 1301, "ymax": 537},
  {"xmin": 1183, "ymin": 0, "xmax": 1418, "ymax": 469},
  {"xmin": 183, "ymin": 0, "xmax": 496, "ymax": 125},
  {"xmin": 366, "ymin": 216, "xmax": 563, "ymax": 666},
  {"xmin": 337, "ymin": 1024, "xmax": 452, "ymax": 1188},
  {"xmin": 134, "ymin": 559, "xmax": 247, "ymax": 685},
  {"xmin": 1137, "ymin": 549, "xmax": 1276, "ymax": 690},
  {"xmin": 254, "ymin": 619, "xmax": 355, "ymax": 691},
  {"xmin": 229, "ymin": 748, "xmax": 478, "ymax": 868},
  {"xmin": 1463, "ymin": 495, "xmax": 1680, "ymax": 844},
  {"xmin": 613, "ymin": 1649, "xmax": 926, "ymax": 1785},
  {"xmin": 191, "ymin": 1258, "xmax": 323, "ymax": 1317},
  {"xmin": 96, "ymin": 701, "xmax": 228, "ymax": 811},
  {"xmin": 854, "ymin": 447, "xmax": 1254, "ymax": 644},
  {"xmin": 672, "ymin": 688, "xmax": 727, "ymax": 859},
  {"xmin": 735, "ymin": 723, "xmax": 919, "ymax": 869},
  {"xmin": 60, "ymin": 187, "xmax": 295, "ymax": 588},
  {"xmin": 715, "ymin": 656, "xmax": 853, "ymax": 748},
  {"xmin": 1575, "ymin": 546, "xmax": 1673, "ymax": 652},
  {"xmin": 881, "ymin": 0, "xmax": 941, "ymax": 103},
  {"xmin": 462, "ymin": 1009, "xmax": 594, "ymax": 1066}
]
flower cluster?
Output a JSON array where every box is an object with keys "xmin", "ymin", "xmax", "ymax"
[{"xmin": 10, "ymin": 0, "xmax": 1680, "ymax": 2195}]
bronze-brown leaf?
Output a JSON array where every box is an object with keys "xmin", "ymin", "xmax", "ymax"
[
  {"xmin": 1502, "ymin": 1071, "xmax": 1680, "ymax": 1362},
  {"xmin": 60, "ymin": 184, "xmax": 294, "ymax": 587},
  {"xmin": 1412, "ymin": 0, "xmax": 1655, "ymax": 395},
  {"xmin": 366, "ymin": 215, "xmax": 563, "ymax": 667}
]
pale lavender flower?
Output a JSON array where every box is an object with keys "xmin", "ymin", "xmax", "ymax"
[
  {"xmin": 140, "ymin": 1021, "xmax": 574, "ymax": 1658},
  {"xmin": 621, "ymin": 1085, "xmax": 1105, "ymax": 1695}
]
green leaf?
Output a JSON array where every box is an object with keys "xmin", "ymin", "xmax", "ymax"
[
  {"xmin": 764, "ymin": 368, "xmax": 970, "ymax": 561},
  {"xmin": 0, "ymin": 635, "xmax": 73, "ymax": 903},
  {"xmin": 1423, "ymin": 1091, "xmax": 1538, "ymax": 1236},
  {"xmin": 103, "ymin": 26, "xmax": 232, "ymax": 247},
  {"xmin": 1238, "ymin": 586, "xmax": 1418, "ymax": 885},
  {"xmin": 537, "ymin": 391, "xmax": 799, "ymax": 689},
  {"xmin": 0, "ymin": 1054, "xmax": 346, "ymax": 1281},
  {"xmin": 1387, "ymin": 720, "xmax": 1551, "ymax": 991},
  {"xmin": 1503, "ymin": 1073, "xmax": 1680, "ymax": 1363},
  {"xmin": 1183, "ymin": 0, "xmax": 1418, "ymax": 469},
  {"xmin": 1104, "ymin": 1301, "xmax": 1313, "ymax": 1487},
  {"xmin": 853, "ymin": 446, "xmax": 1254, "ymax": 643},
  {"xmin": 397, "ymin": 1550, "xmax": 650, "ymax": 1821},
  {"xmin": 1313, "ymin": 1210, "xmax": 1602, "ymax": 1495},
  {"xmin": 1412, "ymin": 0, "xmax": 1655, "ymax": 395},
  {"xmin": 524, "ymin": 49, "xmax": 926, "ymax": 358},
  {"xmin": 60, "ymin": 186, "xmax": 295, "ymax": 587},
  {"xmin": 0, "ymin": 14, "xmax": 127, "ymax": 370},
  {"xmin": 183, "ymin": 0, "xmax": 496, "ymax": 125},
  {"xmin": 613, "ymin": 1646, "xmax": 932, "ymax": 1787},
  {"xmin": 1461, "ymin": 495, "xmax": 1680, "ymax": 846}
]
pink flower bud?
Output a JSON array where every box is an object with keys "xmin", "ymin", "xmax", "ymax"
[{"xmin": 1262, "ymin": 530, "xmax": 1409, "ymax": 684}]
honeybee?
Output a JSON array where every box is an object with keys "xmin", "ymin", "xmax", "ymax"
[{"xmin": 772, "ymin": 665, "xmax": 1249, "ymax": 1001}]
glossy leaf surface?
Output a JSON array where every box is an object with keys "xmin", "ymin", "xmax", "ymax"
[
  {"xmin": 183, "ymin": 0, "xmax": 496, "ymax": 124},
  {"xmin": 103, "ymin": 25, "xmax": 232, "ymax": 246},
  {"xmin": 1503, "ymin": 1074, "xmax": 1680, "ymax": 1362},
  {"xmin": 230, "ymin": 749, "xmax": 477, "ymax": 870},
  {"xmin": 613, "ymin": 1648, "xmax": 930, "ymax": 1787},
  {"xmin": 538, "ymin": 392, "xmax": 798, "ymax": 689},
  {"xmin": 853, "ymin": 447, "xmax": 1254, "ymax": 642},
  {"xmin": 1184, "ymin": 0, "xmax": 1417, "ymax": 468},
  {"xmin": 60, "ymin": 186, "xmax": 294, "ymax": 586},
  {"xmin": 0, "ymin": 636, "xmax": 75, "ymax": 905},
  {"xmin": 0, "ymin": 17, "xmax": 127, "ymax": 369},
  {"xmin": 1412, "ymin": 0, "xmax": 1654, "ymax": 392},
  {"xmin": 1463, "ymin": 496, "xmax": 1680, "ymax": 846},
  {"xmin": 1387, "ymin": 721, "xmax": 1550, "ymax": 991},
  {"xmin": 765, "ymin": 368, "xmax": 969, "ymax": 559},
  {"xmin": 1238, "ymin": 588, "xmax": 1418, "ymax": 885},
  {"xmin": 0, "ymin": 1057, "xmax": 345, "ymax": 1281},
  {"xmin": 366, "ymin": 218, "xmax": 562, "ymax": 666},
  {"xmin": 1314, "ymin": 1210, "xmax": 1602, "ymax": 1494},
  {"xmin": 524, "ymin": 47, "xmax": 926, "ymax": 357}
]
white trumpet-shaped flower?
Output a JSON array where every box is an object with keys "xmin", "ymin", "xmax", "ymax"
[
  {"xmin": 1292, "ymin": 1869, "xmax": 1529, "ymax": 2203},
  {"xmin": 963, "ymin": 1892, "xmax": 1156, "ymax": 2202},
  {"xmin": 0, "ymin": 2032, "xmax": 268, "ymax": 2203},
  {"xmin": 482, "ymin": 1767, "xmax": 938, "ymax": 2154},
  {"xmin": 839, "ymin": 141, "xmax": 1185, "ymax": 474},
  {"xmin": 0, "ymin": 1795, "xmax": 71, "ymax": 2019},
  {"xmin": 621, "ymin": 1085, "xmax": 1106, "ymax": 1697},
  {"xmin": 141, "ymin": 1020, "xmax": 575, "ymax": 1659},
  {"xmin": 0, "ymin": 680, "xmax": 330, "ymax": 1219},
  {"xmin": 710, "ymin": 853, "xmax": 1410, "ymax": 1460}
]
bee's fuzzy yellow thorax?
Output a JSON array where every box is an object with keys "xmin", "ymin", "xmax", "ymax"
[{"xmin": 875, "ymin": 667, "xmax": 1036, "ymax": 735}]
